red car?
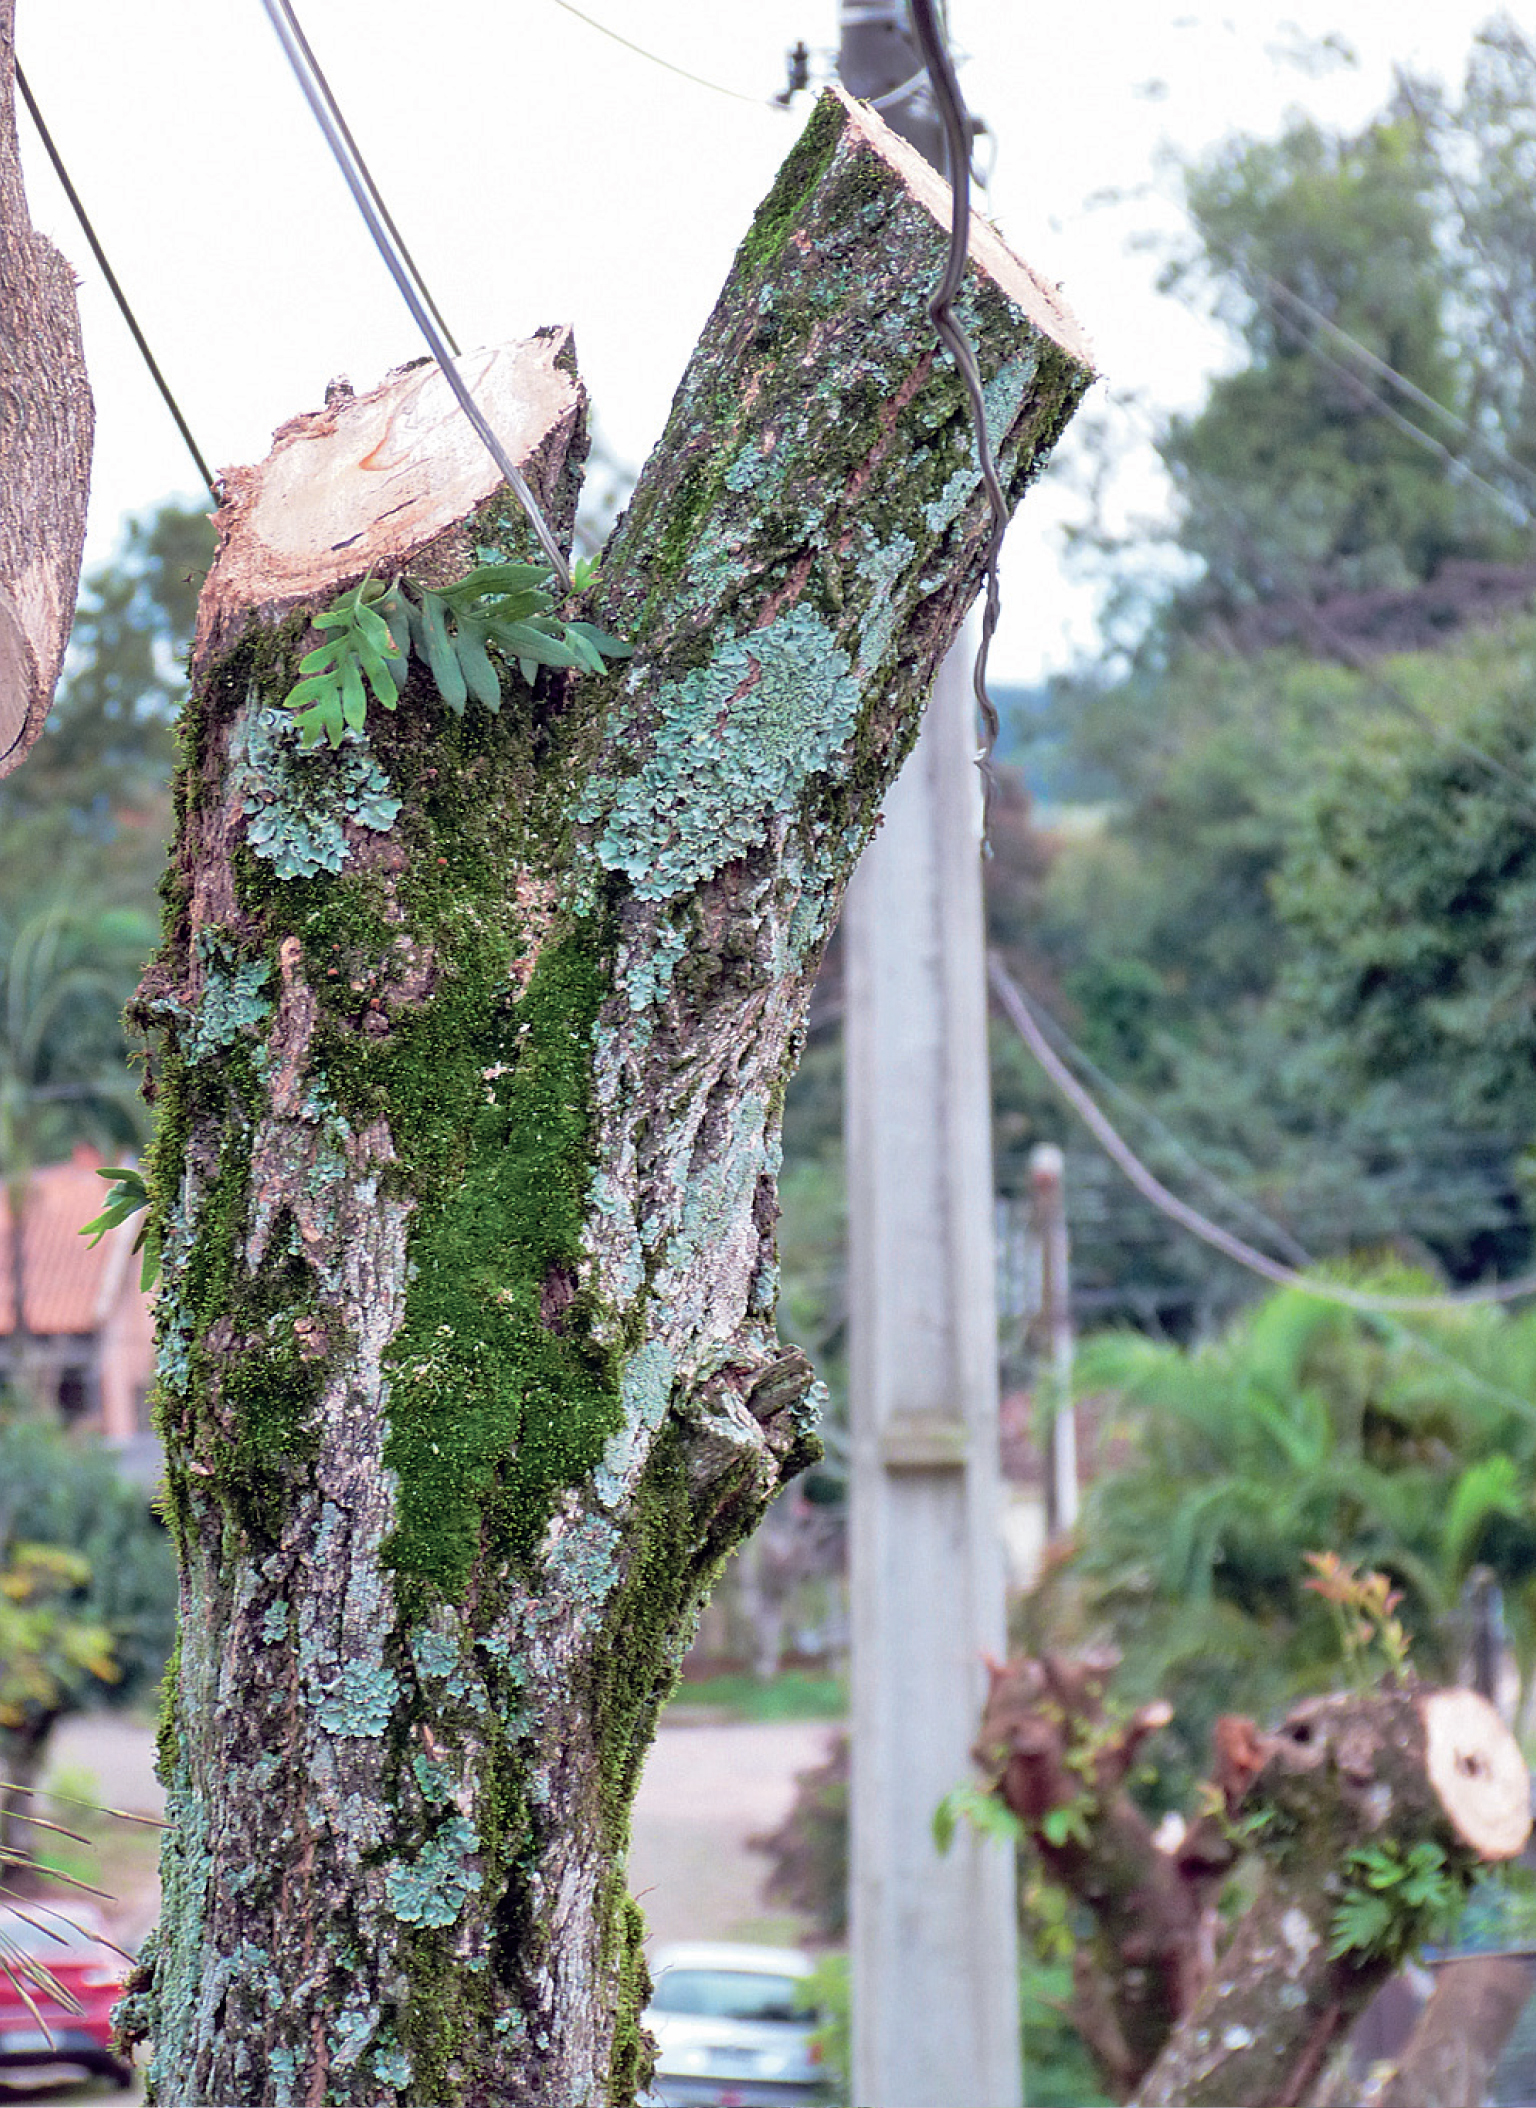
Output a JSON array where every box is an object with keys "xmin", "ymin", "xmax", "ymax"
[{"xmin": 0, "ymin": 1903, "xmax": 135, "ymax": 2089}]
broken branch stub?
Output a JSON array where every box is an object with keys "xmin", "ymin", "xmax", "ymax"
[
  {"xmin": 1420, "ymin": 1686, "xmax": 1531, "ymax": 1860},
  {"xmin": 192, "ymin": 329, "xmax": 585, "ymax": 668}
]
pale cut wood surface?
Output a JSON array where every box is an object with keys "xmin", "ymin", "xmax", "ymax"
[
  {"xmin": 194, "ymin": 328, "xmax": 583, "ymax": 665},
  {"xmin": 1421, "ymin": 1686, "xmax": 1532, "ymax": 1860}
]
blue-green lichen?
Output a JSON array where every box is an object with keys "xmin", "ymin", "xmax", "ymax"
[
  {"xmin": 581, "ymin": 604, "xmax": 862, "ymax": 900},
  {"xmin": 186, "ymin": 931, "xmax": 272, "ymax": 1060},
  {"xmin": 384, "ymin": 1814, "xmax": 483, "ymax": 1928},
  {"xmin": 231, "ymin": 699, "xmax": 401, "ymax": 881},
  {"xmin": 373, "ymin": 2045, "xmax": 413, "ymax": 2089},
  {"xmin": 314, "ymin": 1659, "xmax": 399, "ymax": 1739}
]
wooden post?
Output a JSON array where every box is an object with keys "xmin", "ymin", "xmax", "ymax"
[
  {"xmin": 1029, "ymin": 1142, "xmax": 1078, "ymax": 1538},
  {"xmin": 125, "ymin": 92, "xmax": 1092, "ymax": 2106}
]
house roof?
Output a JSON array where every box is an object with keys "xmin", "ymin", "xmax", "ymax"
[{"xmin": 0, "ymin": 1145, "xmax": 139, "ymax": 1338}]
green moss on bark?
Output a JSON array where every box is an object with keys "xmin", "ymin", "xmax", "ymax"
[{"xmin": 379, "ymin": 917, "xmax": 621, "ymax": 1595}]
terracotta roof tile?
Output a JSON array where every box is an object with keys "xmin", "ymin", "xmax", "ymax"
[{"xmin": 0, "ymin": 1146, "xmax": 138, "ymax": 1338}]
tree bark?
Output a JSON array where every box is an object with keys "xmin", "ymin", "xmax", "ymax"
[
  {"xmin": 0, "ymin": 0, "xmax": 93, "ymax": 776},
  {"xmin": 126, "ymin": 89, "xmax": 1092, "ymax": 2107}
]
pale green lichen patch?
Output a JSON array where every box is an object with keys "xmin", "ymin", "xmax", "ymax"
[
  {"xmin": 186, "ymin": 930, "xmax": 272, "ymax": 1059},
  {"xmin": 384, "ymin": 1813, "xmax": 484, "ymax": 1927},
  {"xmin": 330, "ymin": 2003, "xmax": 381, "ymax": 2072},
  {"xmin": 373, "ymin": 2045, "xmax": 413, "ymax": 2089},
  {"xmin": 582, "ymin": 605, "xmax": 861, "ymax": 901},
  {"xmin": 593, "ymin": 1341, "xmax": 676, "ymax": 1510},
  {"xmin": 231, "ymin": 697, "xmax": 401, "ymax": 881},
  {"xmin": 314, "ymin": 1659, "xmax": 400, "ymax": 1739}
]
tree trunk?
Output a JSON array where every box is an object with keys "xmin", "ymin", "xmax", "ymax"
[
  {"xmin": 125, "ymin": 89, "xmax": 1092, "ymax": 2107},
  {"xmin": 1377, "ymin": 1956, "xmax": 1536, "ymax": 2108},
  {"xmin": 0, "ymin": 1716, "xmax": 55, "ymax": 1895},
  {"xmin": 0, "ymin": 0, "xmax": 93, "ymax": 776},
  {"xmin": 1130, "ymin": 1688, "xmax": 1529, "ymax": 2108}
]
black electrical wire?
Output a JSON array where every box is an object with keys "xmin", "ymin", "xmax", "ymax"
[
  {"xmin": 14, "ymin": 62, "xmax": 218, "ymax": 504},
  {"xmin": 260, "ymin": 0, "xmax": 572, "ymax": 589},
  {"xmin": 906, "ymin": 0, "xmax": 1012, "ymax": 835}
]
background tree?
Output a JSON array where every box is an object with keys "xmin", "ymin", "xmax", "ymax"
[{"xmin": 0, "ymin": 0, "xmax": 92, "ymax": 775}]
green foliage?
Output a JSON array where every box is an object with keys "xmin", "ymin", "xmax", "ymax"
[
  {"xmin": 932, "ymin": 1778, "xmax": 1028, "ymax": 1856},
  {"xmin": 1329, "ymin": 1839, "xmax": 1466, "ymax": 1963},
  {"xmin": 0, "ymin": 1416, "xmax": 176, "ymax": 1717},
  {"xmin": 0, "ymin": 901, "xmax": 156, "ymax": 1184},
  {"xmin": 1008, "ymin": 610, "xmax": 1536, "ymax": 1327},
  {"xmin": 802, "ymin": 1952, "xmax": 850, "ymax": 2099},
  {"xmin": 1056, "ymin": 1281, "xmax": 1536, "ymax": 1794},
  {"xmin": 80, "ymin": 1166, "xmax": 158, "ymax": 1291},
  {"xmin": 1142, "ymin": 27, "xmax": 1536, "ymax": 634},
  {"xmin": 1301, "ymin": 1551, "xmax": 1413, "ymax": 1686},
  {"xmin": 279, "ymin": 563, "xmax": 632, "ymax": 748},
  {"xmin": 0, "ymin": 1543, "xmax": 118, "ymax": 1734},
  {"xmin": 1020, "ymin": 1957, "xmax": 1113, "ymax": 2108}
]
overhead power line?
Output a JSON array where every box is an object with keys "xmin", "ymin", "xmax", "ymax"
[
  {"xmin": 1260, "ymin": 271, "xmax": 1536, "ymax": 507},
  {"xmin": 259, "ymin": 0, "xmax": 573, "ymax": 589},
  {"xmin": 988, "ymin": 951, "xmax": 1536, "ymax": 1315},
  {"xmin": 14, "ymin": 62, "xmax": 217, "ymax": 504},
  {"xmin": 1012, "ymin": 977, "xmax": 1316, "ymax": 1269},
  {"xmin": 255, "ymin": 0, "xmax": 460, "ymax": 357},
  {"xmin": 546, "ymin": 0, "xmax": 784, "ymax": 108}
]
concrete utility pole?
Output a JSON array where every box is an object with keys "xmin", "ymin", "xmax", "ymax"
[
  {"xmin": 842, "ymin": 9, "xmax": 1022, "ymax": 2100},
  {"xmin": 1029, "ymin": 1143, "xmax": 1078, "ymax": 1538}
]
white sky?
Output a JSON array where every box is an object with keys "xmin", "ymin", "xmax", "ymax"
[{"xmin": 14, "ymin": 0, "xmax": 1515, "ymax": 682}]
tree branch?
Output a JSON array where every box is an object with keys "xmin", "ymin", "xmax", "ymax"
[{"xmin": 0, "ymin": 0, "xmax": 92, "ymax": 776}]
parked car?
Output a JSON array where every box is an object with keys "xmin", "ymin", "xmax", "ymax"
[
  {"xmin": 0, "ymin": 1903, "xmax": 134, "ymax": 2090},
  {"xmin": 640, "ymin": 1941, "xmax": 830, "ymax": 2107}
]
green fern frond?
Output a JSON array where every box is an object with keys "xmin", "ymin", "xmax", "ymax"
[{"xmin": 277, "ymin": 562, "xmax": 632, "ymax": 746}]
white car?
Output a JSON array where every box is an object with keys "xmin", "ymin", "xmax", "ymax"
[{"xmin": 640, "ymin": 1941, "xmax": 831, "ymax": 2107}]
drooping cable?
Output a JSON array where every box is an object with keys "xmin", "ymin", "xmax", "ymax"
[
  {"xmin": 547, "ymin": 0, "xmax": 784, "ymax": 109},
  {"xmin": 1017, "ymin": 979, "xmax": 1316, "ymax": 1269},
  {"xmin": 988, "ymin": 951, "xmax": 1536, "ymax": 1314},
  {"xmin": 259, "ymin": 0, "xmax": 572, "ymax": 589},
  {"xmin": 906, "ymin": 0, "xmax": 1011, "ymax": 833},
  {"xmin": 14, "ymin": 62, "xmax": 217, "ymax": 504}
]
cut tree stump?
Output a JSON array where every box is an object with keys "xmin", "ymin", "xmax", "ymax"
[
  {"xmin": 0, "ymin": 0, "xmax": 93, "ymax": 775},
  {"xmin": 1131, "ymin": 1687, "xmax": 1531, "ymax": 2108},
  {"xmin": 128, "ymin": 87, "xmax": 1092, "ymax": 2107},
  {"xmin": 980, "ymin": 1660, "xmax": 1533, "ymax": 2107}
]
